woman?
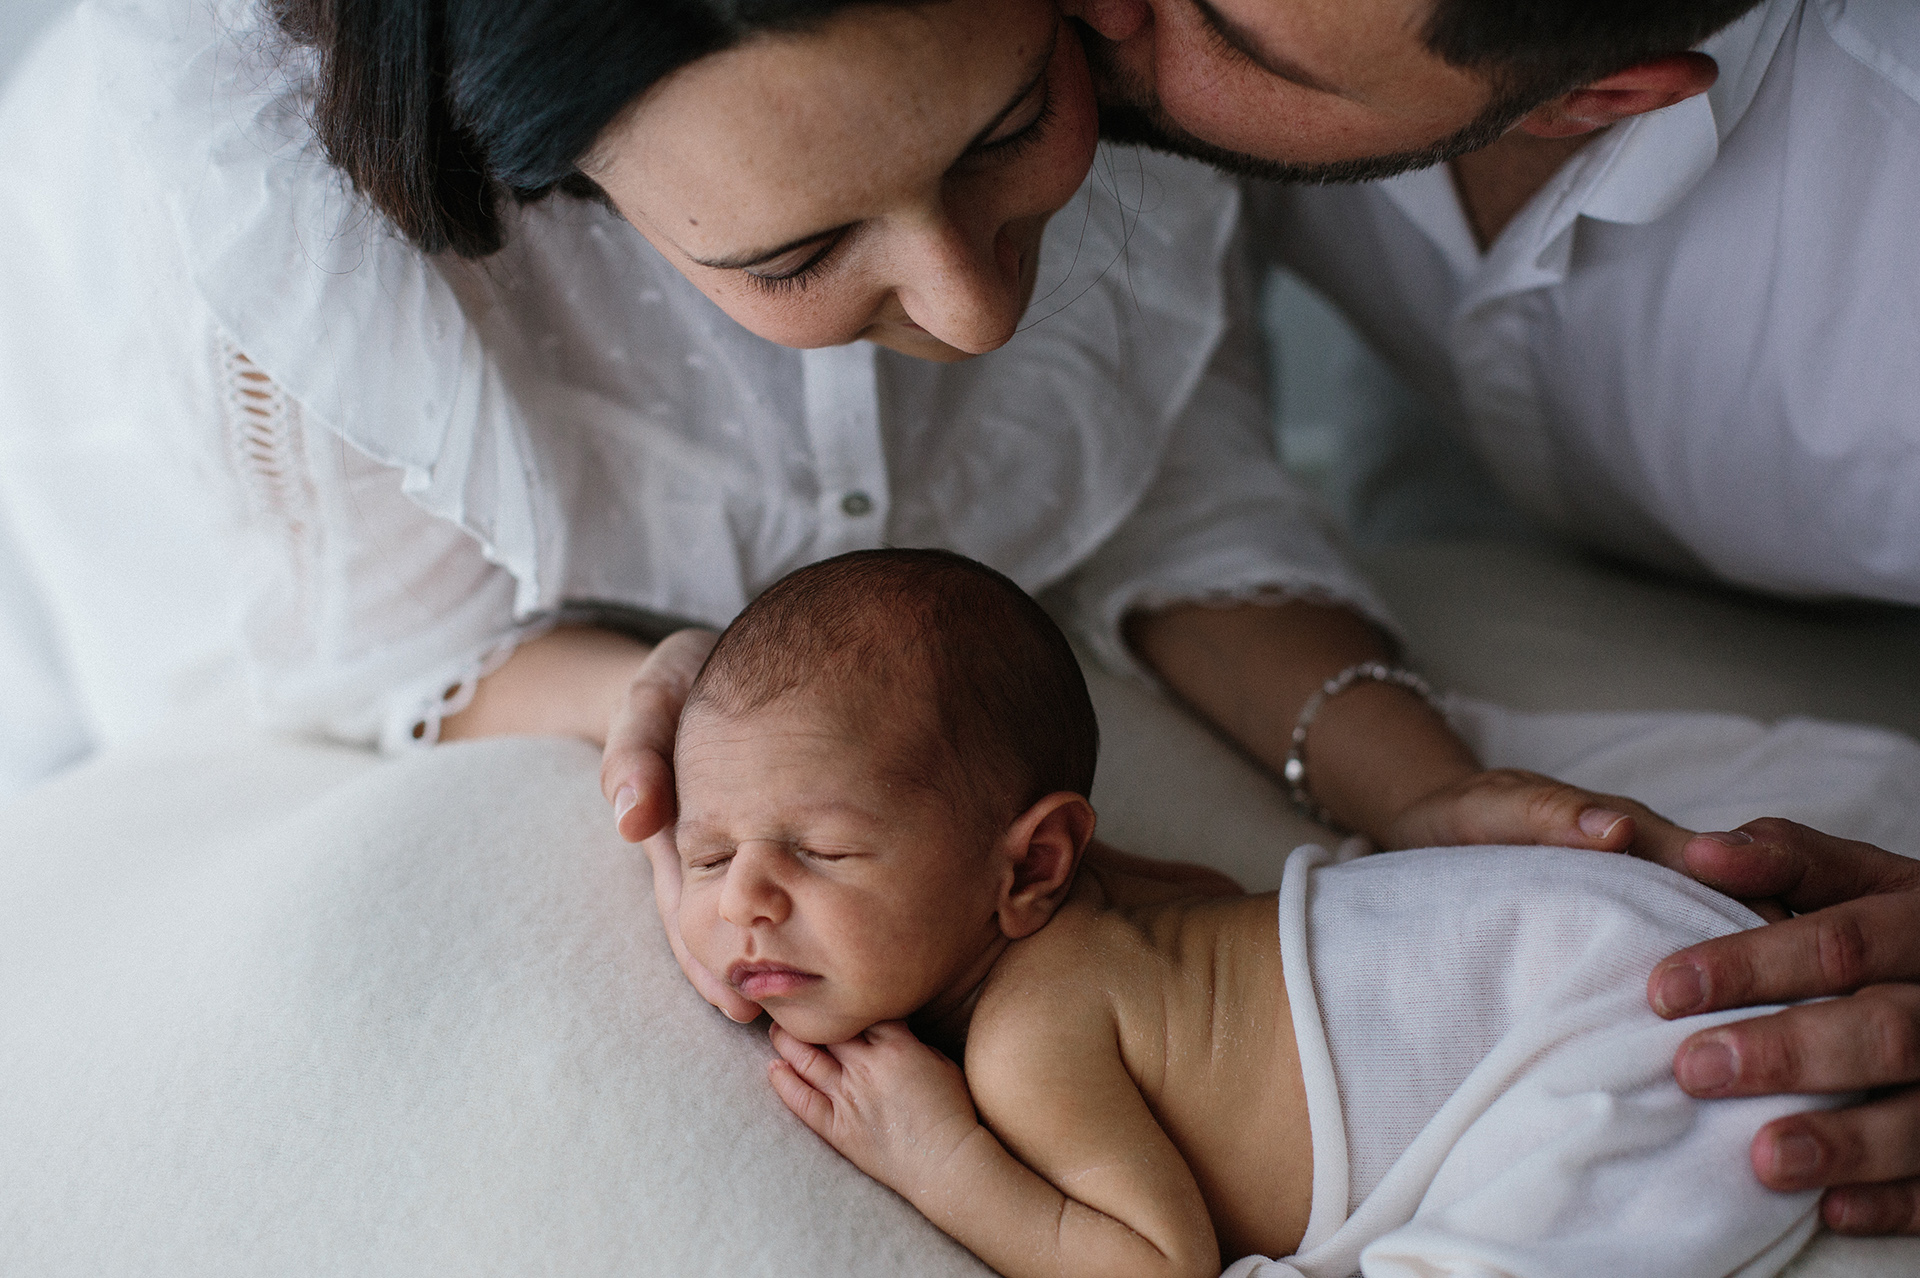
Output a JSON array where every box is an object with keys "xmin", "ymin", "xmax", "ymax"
[{"xmin": 0, "ymin": 0, "xmax": 1684, "ymax": 1011}]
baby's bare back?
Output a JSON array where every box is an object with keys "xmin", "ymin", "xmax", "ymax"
[{"xmin": 968, "ymin": 884, "xmax": 1315, "ymax": 1264}]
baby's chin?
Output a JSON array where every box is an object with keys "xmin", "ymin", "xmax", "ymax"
[{"xmin": 766, "ymin": 1002, "xmax": 894, "ymax": 1047}]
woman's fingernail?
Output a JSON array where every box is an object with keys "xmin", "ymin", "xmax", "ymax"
[
  {"xmin": 1677, "ymin": 1037, "xmax": 1737, "ymax": 1092},
  {"xmin": 1578, "ymin": 807, "xmax": 1630, "ymax": 840},
  {"xmin": 1652, "ymin": 963, "xmax": 1707, "ymax": 1016},
  {"xmin": 1698, "ymin": 830, "xmax": 1754, "ymax": 847},
  {"xmin": 614, "ymin": 786, "xmax": 638, "ymax": 821}
]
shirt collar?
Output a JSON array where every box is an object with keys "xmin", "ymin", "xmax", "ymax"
[{"xmin": 1376, "ymin": 0, "xmax": 1801, "ymax": 301}]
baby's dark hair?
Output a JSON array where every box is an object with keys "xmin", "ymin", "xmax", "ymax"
[{"xmin": 686, "ymin": 549, "xmax": 1098, "ymax": 828}]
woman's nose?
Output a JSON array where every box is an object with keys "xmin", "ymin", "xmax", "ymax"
[
  {"xmin": 718, "ymin": 843, "xmax": 792, "ymax": 928},
  {"xmin": 896, "ymin": 220, "xmax": 1030, "ymax": 355}
]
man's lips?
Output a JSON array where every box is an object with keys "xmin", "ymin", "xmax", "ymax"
[{"xmin": 726, "ymin": 961, "xmax": 821, "ymax": 1001}]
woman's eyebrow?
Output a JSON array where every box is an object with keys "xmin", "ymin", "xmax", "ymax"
[
  {"xmin": 688, "ymin": 27, "xmax": 1058, "ymax": 273},
  {"xmin": 689, "ymin": 229, "xmax": 844, "ymax": 273}
]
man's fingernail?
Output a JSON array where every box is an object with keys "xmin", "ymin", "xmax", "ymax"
[
  {"xmin": 1677, "ymin": 1037, "xmax": 1737, "ymax": 1092},
  {"xmin": 1698, "ymin": 830, "xmax": 1754, "ymax": 847},
  {"xmin": 1652, "ymin": 963, "xmax": 1707, "ymax": 1017},
  {"xmin": 614, "ymin": 786, "xmax": 638, "ymax": 820},
  {"xmin": 1578, "ymin": 807, "xmax": 1630, "ymax": 840},
  {"xmin": 1770, "ymin": 1131, "xmax": 1823, "ymax": 1182}
]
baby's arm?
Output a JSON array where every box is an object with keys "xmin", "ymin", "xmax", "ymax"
[{"xmin": 768, "ymin": 992, "xmax": 1217, "ymax": 1278}]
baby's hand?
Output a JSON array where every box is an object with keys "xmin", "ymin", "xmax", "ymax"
[{"xmin": 768, "ymin": 1022, "xmax": 985, "ymax": 1195}]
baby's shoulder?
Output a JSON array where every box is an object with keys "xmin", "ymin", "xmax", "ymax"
[{"xmin": 969, "ymin": 897, "xmax": 1150, "ymax": 1056}]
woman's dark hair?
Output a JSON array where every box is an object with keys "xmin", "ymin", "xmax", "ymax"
[
  {"xmin": 272, "ymin": 0, "xmax": 928, "ymax": 258},
  {"xmin": 1424, "ymin": 0, "xmax": 1764, "ymax": 107}
]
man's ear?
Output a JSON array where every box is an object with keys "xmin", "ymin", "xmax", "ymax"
[
  {"xmin": 995, "ymin": 792, "xmax": 1097, "ymax": 941},
  {"xmin": 1516, "ymin": 52, "xmax": 1718, "ymax": 139}
]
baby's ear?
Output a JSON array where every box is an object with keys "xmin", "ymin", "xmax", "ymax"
[{"xmin": 995, "ymin": 793, "xmax": 1096, "ymax": 940}]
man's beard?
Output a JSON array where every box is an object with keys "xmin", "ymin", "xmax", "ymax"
[{"xmin": 1079, "ymin": 25, "xmax": 1533, "ymax": 185}]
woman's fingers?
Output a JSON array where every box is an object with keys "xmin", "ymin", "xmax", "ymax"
[
  {"xmin": 1384, "ymin": 768, "xmax": 1693, "ymax": 868},
  {"xmin": 600, "ymin": 628, "xmax": 719, "ymax": 843}
]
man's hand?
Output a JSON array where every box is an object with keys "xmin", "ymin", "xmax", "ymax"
[
  {"xmin": 768, "ymin": 1021, "xmax": 986, "ymax": 1194},
  {"xmin": 595, "ymin": 628, "xmax": 762, "ymax": 1023},
  {"xmin": 1384, "ymin": 767, "xmax": 1696, "ymax": 870},
  {"xmin": 1647, "ymin": 819, "xmax": 1920, "ymax": 1234}
]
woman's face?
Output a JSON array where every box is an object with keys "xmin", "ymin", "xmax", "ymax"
[{"xmin": 586, "ymin": 0, "xmax": 1098, "ymax": 362}]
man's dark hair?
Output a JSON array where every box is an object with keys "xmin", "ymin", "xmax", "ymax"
[
  {"xmin": 271, "ymin": 0, "xmax": 933, "ymax": 258},
  {"xmin": 685, "ymin": 549, "xmax": 1099, "ymax": 829},
  {"xmin": 1424, "ymin": 0, "xmax": 1764, "ymax": 109}
]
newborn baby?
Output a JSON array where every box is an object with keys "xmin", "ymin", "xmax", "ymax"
[{"xmin": 671, "ymin": 548, "xmax": 1837, "ymax": 1278}]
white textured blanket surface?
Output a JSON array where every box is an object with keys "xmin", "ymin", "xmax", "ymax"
[{"xmin": 4, "ymin": 674, "xmax": 1919, "ymax": 1277}]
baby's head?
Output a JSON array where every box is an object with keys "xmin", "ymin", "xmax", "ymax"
[{"xmin": 673, "ymin": 549, "xmax": 1099, "ymax": 1044}]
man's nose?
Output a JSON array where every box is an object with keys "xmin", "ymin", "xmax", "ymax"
[
  {"xmin": 718, "ymin": 843, "xmax": 792, "ymax": 928},
  {"xmin": 1061, "ymin": 0, "xmax": 1150, "ymax": 41},
  {"xmin": 896, "ymin": 220, "xmax": 1029, "ymax": 356}
]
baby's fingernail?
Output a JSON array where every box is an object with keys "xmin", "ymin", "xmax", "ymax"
[
  {"xmin": 1578, "ymin": 807, "xmax": 1630, "ymax": 840},
  {"xmin": 1677, "ymin": 1036, "xmax": 1737, "ymax": 1093},
  {"xmin": 1652, "ymin": 962, "xmax": 1706, "ymax": 1017},
  {"xmin": 724, "ymin": 1006, "xmax": 756, "ymax": 1024},
  {"xmin": 1697, "ymin": 830, "xmax": 1754, "ymax": 847},
  {"xmin": 614, "ymin": 786, "xmax": 637, "ymax": 821}
]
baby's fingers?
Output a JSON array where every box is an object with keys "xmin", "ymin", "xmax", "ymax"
[
  {"xmin": 768, "ymin": 1060, "xmax": 838, "ymax": 1138},
  {"xmin": 771, "ymin": 1023, "xmax": 846, "ymax": 1091}
]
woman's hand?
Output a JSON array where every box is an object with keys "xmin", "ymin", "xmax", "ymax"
[
  {"xmin": 1381, "ymin": 767, "xmax": 1696, "ymax": 870},
  {"xmin": 768, "ymin": 1021, "xmax": 985, "ymax": 1193},
  {"xmin": 1127, "ymin": 599, "xmax": 1695, "ymax": 864},
  {"xmin": 595, "ymin": 628, "xmax": 763, "ymax": 1023}
]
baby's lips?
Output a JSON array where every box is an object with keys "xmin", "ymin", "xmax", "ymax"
[{"xmin": 728, "ymin": 961, "xmax": 822, "ymax": 1001}]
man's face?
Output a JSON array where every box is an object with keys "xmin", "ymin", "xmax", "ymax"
[
  {"xmin": 674, "ymin": 695, "xmax": 1008, "ymax": 1045},
  {"xmin": 1065, "ymin": 0, "xmax": 1524, "ymax": 182}
]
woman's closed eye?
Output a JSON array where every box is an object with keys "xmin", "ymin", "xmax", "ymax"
[
  {"xmin": 742, "ymin": 233, "xmax": 845, "ymax": 293},
  {"xmin": 957, "ymin": 75, "xmax": 1056, "ymax": 168}
]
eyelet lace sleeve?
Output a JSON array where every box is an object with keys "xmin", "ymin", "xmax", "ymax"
[{"xmin": 217, "ymin": 339, "xmax": 548, "ymax": 750}]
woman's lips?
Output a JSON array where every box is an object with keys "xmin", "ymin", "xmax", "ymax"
[{"xmin": 727, "ymin": 962, "xmax": 821, "ymax": 1000}]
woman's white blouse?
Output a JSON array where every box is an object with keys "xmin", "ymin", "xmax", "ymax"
[{"xmin": 0, "ymin": 0, "xmax": 1384, "ymax": 754}]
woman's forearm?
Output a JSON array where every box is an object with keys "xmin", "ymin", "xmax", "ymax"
[
  {"xmin": 1125, "ymin": 599, "xmax": 1477, "ymax": 842},
  {"xmin": 439, "ymin": 627, "xmax": 655, "ymax": 746}
]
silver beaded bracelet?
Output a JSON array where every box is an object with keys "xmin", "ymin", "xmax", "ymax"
[{"xmin": 1284, "ymin": 661, "xmax": 1447, "ymax": 830}]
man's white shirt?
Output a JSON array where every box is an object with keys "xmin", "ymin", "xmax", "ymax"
[{"xmin": 1250, "ymin": 0, "xmax": 1920, "ymax": 605}]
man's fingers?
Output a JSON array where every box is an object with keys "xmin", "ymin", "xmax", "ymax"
[
  {"xmin": 1654, "ymin": 897, "xmax": 1920, "ymax": 1016},
  {"xmin": 1824, "ymin": 1179, "xmax": 1920, "ymax": 1236},
  {"xmin": 1683, "ymin": 818, "xmax": 1920, "ymax": 914},
  {"xmin": 1673, "ymin": 986, "xmax": 1920, "ymax": 1098},
  {"xmin": 1748, "ymin": 1085, "xmax": 1920, "ymax": 1194}
]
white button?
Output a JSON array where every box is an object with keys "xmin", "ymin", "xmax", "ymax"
[{"xmin": 840, "ymin": 491, "xmax": 874, "ymax": 517}]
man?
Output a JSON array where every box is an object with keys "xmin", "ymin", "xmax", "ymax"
[{"xmin": 1062, "ymin": 0, "xmax": 1920, "ymax": 1237}]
